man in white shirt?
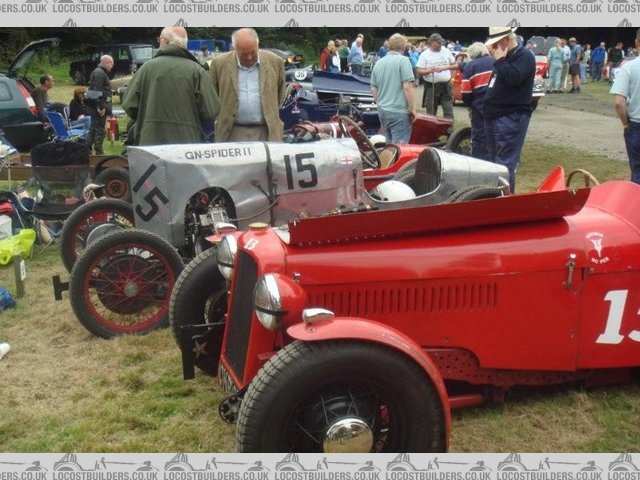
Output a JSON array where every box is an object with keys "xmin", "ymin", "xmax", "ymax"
[{"xmin": 416, "ymin": 33, "xmax": 458, "ymax": 118}]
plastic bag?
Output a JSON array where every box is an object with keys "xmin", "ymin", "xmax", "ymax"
[
  {"xmin": 0, "ymin": 287, "xmax": 16, "ymax": 310},
  {"xmin": 0, "ymin": 229, "xmax": 36, "ymax": 265}
]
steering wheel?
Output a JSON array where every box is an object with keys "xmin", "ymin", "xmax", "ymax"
[
  {"xmin": 338, "ymin": 115, "xmax": 381, "ymax": 169},
  {"xmin": 565, "ymin": 169, "xmax": 600, "ymax": 188}
]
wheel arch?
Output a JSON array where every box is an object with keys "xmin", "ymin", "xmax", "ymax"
[{"xmin": 287, "ymin": 317, "xmax": 451, "ymax": 447}]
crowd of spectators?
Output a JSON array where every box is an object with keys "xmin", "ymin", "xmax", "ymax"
[{"xmin": 29, "ymin": 27, "xmax": 640, "ymax": 189}]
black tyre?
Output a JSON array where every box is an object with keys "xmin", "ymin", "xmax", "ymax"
[
  {"xmin": 73, "ymin": 70, "xmax": 86, "ymax": 85},
  {"xmin": 95, "ymin": 167, "xmax": 131, "ymax": 202},
  {"xmin": 445, "ymin": 127, "xmax": 472, "ymax": 156},
  {"xmin": 236, "ymin": 340, "xmax": 446, "ymax": 453},
  {"xmin": 69, "ymin": 229, "xmax": 184, "ymax": 338},
  {"xmin": 169, "ymin": 247, "xmax": 227, "ymax": 376},
  {"xmin": 59, "ymin": 198, "xmax": 135, "ymax": 273},
  {"xmin": 445, "ymin": 185, "xmax": 504, "ymax": 204}
]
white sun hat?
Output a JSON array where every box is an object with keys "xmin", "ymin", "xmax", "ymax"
[{"xmin": 485, "ymin": 26, "xmax": 518, "ymax": 46}]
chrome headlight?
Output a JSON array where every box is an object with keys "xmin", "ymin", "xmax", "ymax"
[
  {"xmin": 254, "ymin": 274, "xmax": 284, "ymax": 330},
  {"xmin": 253, "ymin": 273, "xmax": 309, "ymax": 331},
  {"xmin": 217, "ymin": 234, "xmax": 237, "ymax": 280}
]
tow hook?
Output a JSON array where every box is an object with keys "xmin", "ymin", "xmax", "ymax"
[{"xmin": 219, "ymin": 391, "xmax": 245, "ymax": 424}]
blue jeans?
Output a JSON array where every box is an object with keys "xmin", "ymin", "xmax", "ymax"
[
  {"xmin": 592, "ymin": 62, "xmax": 603, "ymax": 80},
  {"xmin": 485, "ymin": 111, "xmax": 531, "ymax": 192},
  {"xmin": 351, "ymin": 63, "xmax": 363, "ymax": 75},
  {"xmin": 379, "ymin": 109, "xmax": 412, "ymax": 144},
  {"xmin": 71, "ymin": 116, "xmax": 91, "ymax": 131},
  {"xmin": 624, "ymin": 122, "xmax": 640, "ymax": 184},
  {"xmin": 580, "ymin": 63, "xmax": 588, "ymax": 83}
]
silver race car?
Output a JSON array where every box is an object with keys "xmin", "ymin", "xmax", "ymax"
[{"xmin": 62, "ymin": 138, "xmax": 508, "ymax": 339}]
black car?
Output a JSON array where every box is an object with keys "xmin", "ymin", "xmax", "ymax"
[
  {"xmin": 0, "ymin": 38, "xmax": 60, "ymax": 151},
  {"xmin": 69, "ymin": 43, "xmax": 154, "ymax": 85}
]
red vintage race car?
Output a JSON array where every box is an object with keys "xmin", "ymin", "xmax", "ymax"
[{"xmin": 181, "ymin": 168, "xmax": 640, "ymax": 452}]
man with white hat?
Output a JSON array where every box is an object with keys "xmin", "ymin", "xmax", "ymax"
[{"xmin": 482, "ymin": 26, "xmax": 536, "ymax": 192}]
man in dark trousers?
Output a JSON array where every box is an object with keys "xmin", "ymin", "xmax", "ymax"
[
  {"xmin": 416, "ymin": 33, "xmax": 458, "ymax": 119},
  {"xmin": 209, "ymin": 28, "xmax": 286, "ymax": 142},
  {"xmin": 461, "ymin": 42, "xmax": 494, "ymax": 160},
  {"xmin": 123, "ymin": 27, "xmax": 220, "ymax": 145},
  {"xmin": 483, "ymin": 26, "xmax": 535, "ymax": 192},
  {"xmin": 86, "ymin": 55, "xmax": 113, "ymax": 155}
]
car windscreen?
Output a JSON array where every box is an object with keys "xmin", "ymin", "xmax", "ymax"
[{"xmin": 131, "ymin": 46, "xmax": 153, "ymax": 62}]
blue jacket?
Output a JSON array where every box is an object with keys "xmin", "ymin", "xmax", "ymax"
[
  {"xmin": 461, "ymin": 54, "xmax": 494, "ymax": 115},
  {"xmin": 591, "ymin": 46, "xmax": 606, "ymax": 64},
  {"xmin": 483, "ymin": 45, "xmax": 535, "ymax": 119}
]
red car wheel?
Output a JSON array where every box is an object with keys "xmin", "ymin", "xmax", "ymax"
[
  {"xmin": 69, "ymin": 229, "xmax": 184, "ymax": 338},
  {"xmin": 59, "ymin": 198, "xmax": 134, "ymax": 273},
  {"xmin": 237, "ymin": 341, "xmax": 446, "ymax": 452}
]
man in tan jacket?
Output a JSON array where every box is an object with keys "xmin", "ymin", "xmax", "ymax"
[{"xmin": 209, "ymin": 28, "xmax": 286, "ymax": 142}]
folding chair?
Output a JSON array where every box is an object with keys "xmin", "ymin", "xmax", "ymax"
[
  {"xmin": 7, "ymin": 141, "xmax": 91, "ymax": 250},
  {"xmin": 0, "ymin": 133, "xmax": 19, "ymax": 188},
  {"xmin": 45, "ymin": 111, "xmax": 88, "ymax": 141}
]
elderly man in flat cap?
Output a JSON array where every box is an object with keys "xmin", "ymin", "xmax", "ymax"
[
  {"xmin": 483, "ymin": 26, "xmax": 536, "ymax": 192},
  {"xmin": 416, "ymin": 32, "xmax": 458, "ymax": 119}
]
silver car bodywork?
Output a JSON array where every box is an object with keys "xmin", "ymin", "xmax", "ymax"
[{"xmin": 127, "ymin": 138, "xmax": 508, "ymax": 249}]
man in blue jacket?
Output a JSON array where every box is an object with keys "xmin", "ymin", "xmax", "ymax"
[
  {"xmin": 483, "ymin": 26, "xmax": 535, "ymax": 192},
  {"xmin": 591, "ymin": 42, "xmax": 606, "ymax": 81},
  {"xmin": 461, "ymin": 42, "xmax": 494, "ymax": 160}
]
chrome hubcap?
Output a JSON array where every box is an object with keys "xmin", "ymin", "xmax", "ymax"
[{"xmin": 323, "ymin": 417, "xmax": 373, "ymax": 453}]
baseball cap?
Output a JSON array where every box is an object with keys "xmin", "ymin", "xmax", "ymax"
[{"xmin": 428, "ymin": 33, "xmax": 444, "ymax": 44}]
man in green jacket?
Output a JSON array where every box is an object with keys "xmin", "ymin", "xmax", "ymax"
[{"xmin": 122, "ymin": 27, "xmax": 220, "ymax": 146}]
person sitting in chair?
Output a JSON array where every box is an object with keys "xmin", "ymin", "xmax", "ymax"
[{"xmin": 69, "ymin": 87, "xmax": 92, "ymax": 132}]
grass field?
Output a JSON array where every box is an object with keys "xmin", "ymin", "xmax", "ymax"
[{"xmin": 0, "ymin": 63, "xmax": 638, "ymax": 453}]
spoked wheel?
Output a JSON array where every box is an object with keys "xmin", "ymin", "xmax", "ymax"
[
  {"xmin": 237, "ymin": 341, "xmax": 446, "ymax": 453},
  {"xmin": 69, "ymin": 229, "xmax": 184, "ymax": 338},
  {"xmin": 565, "ymin": 169, "xmax": 600, "ymax": 188},
  {"xmin": 338, "ymin": 115, "xmax": 381, "ymax": 169},
  {"xmin": 59, "ymin": 198, "xmax": 135, "ymax": 272},
  {"xmin": 169, "ymin": 247, "xmax": 227, "ymax": 375}
]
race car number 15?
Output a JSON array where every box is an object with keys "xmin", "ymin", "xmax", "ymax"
[
  {"xmin": 132, "ymin": 164, "xmax": 169, "ymax": 221},
  {"xmin": 597, "ymin": 290, "xmax": 640, "ymax": 344},
  {"xmin": 284, "ymin": 153, "xmax": 318, "ymax": 190}
]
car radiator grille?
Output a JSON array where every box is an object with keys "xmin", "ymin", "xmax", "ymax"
[
  {"xmin": 307, "ymin": 281, "xmax": 499, "ymax": 316},
  {"xmin": 223, "ymin": 251, "xmax": 258, "ymax": 383}
]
